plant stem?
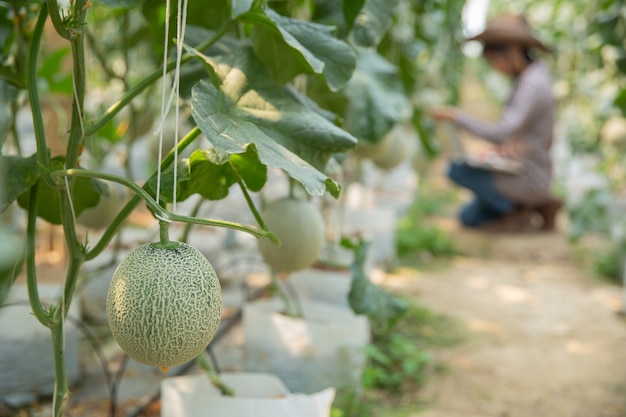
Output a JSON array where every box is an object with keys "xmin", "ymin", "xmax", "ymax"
[
  {"xmin": 158, "ymin": 220, "xmax": 172, "ymax": 246},
  {"xmin": 46, "ymin": 0, "xmax": 71, "ymax": 40},
  {"xmin": 25, "ymin": 182, "xmax": 50, "ymax": 327},
  {"xmin": 81, "ymin": 126, "xmax": 204, "ymax": 260},
  {"xmin": 27, "ymin": 3, "xmax": 50, "ymax": 170},
  {"xmin": 271, "ymin": 269, "xmax": 297, "ymax": 318},
  {"xmin": 65, "ymin": 2, "xmax": 88, "ymax": 170},
  {"xmin": 50, "ymin": 319, "xmax": 70, "ymax": 417},
  {"xmin": 51, "ymin": 169, "xmax": 170, "ymax": 221},
  {"xmin": 49, "ymin": 168, "xmax": 279, "ymax": 244},
  {"xmin": 195, "ymin": 351, "xmax": 235, "ymax": 396},
  {"xmin": 179, "ymin": 197, "xmax": 204, "ymax": 243},
  {"xmin": 85, "ymin": 19, "xmax": 235, "ymax": 136},
  {"xmin": 235, "ymin": 175, "xmax": 268, "ymax": 231}
]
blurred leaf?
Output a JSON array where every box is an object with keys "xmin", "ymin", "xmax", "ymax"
[
  {"xmin": 16, "ymin": 158, "xmax": 101, "ymax": 224},
  {"xmin": 345, "ymin": 237, "xmax": 408, "ymax": 336},
  {"xmin": 0, "ymin": 65, "xmax": 25, "ymax": 89},
  {"xmin": 343, "ymin": 0, "xmax": 366, "ymax": 34},
  {"xmin": 349, "ymin": 0, "xmax": 398, "ymax": 47},
  {"xmin": 231, "ymin": 0, "xmax": 256, "ymax": 18},
  {"xmin": 0, "ymin": 154, "xmax": 40, "ymax": 213},
  {"xmin": 190, "ymin": 47, "xmax": 357, "ymax": 198},
  {"xmin": 38, "ymin": 47, "xmax": 73, "ymax": 95},
  {"xmin": 250, "ymin": 6, "xmax": 356, "ymax": 91},
  {"xmin": 614, "ymin": 88, "xmax": 626, "ymax": 116},
  {"xmin": 344, "ymin": 47, "xmax": 413, "ymax": 144},
  {"xmin": 0, "ymin": 227, "xmax": 23, "ymax": 307}
]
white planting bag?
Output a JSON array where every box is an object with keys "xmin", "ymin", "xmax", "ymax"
[
  {"xmin": 161, "ymin": 372, "xmax": 335, "ymax": 417},
  {"xmin": 243, "ymin": 297, "xmax": 370, "ymax": 394}
]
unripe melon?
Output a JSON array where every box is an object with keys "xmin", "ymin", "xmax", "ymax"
[
  {"xmin": 106, "ymin": 242, "xmax": 222, "ymax": 368},
  {"xmin": 369, "ymin": 123, "xmax": 411, "ymax": 170},
  {"xmin": 257, "ymin": 198, "xmax": 325, "ymax": 273}
]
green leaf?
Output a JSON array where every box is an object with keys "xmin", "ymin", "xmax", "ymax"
[
  {"xmin": 250, "ymin": 7, "xmax": 356, "ymax": 91},
  {"xmin": 183, "ymin": 146, "xmax": 266, "ymax": 200},
  {"xmin": 38, "ymin": 47, "xmax": 73, "ymax": 95},
  {"xmin": 0, "ymin": 226, "xmax": 23, "ymax": 307},
  {"xmin": 146, "ymin": 146, "xmax": 267, "ymax": 204},
  {"xmin": 343, "ymin": 0, "xmax": 367, "ymax": 34},
  {"xmin": 16, "ymin": 158, "xmax": 102, "ymax": 225},
  {"xmin": 146, "ymin": 159, "xmax": 191, "ymax": 205},
  {"xmin": 344, "ymin": 48, "xmax": 413, "ymax": 144},
  {"xmin": 231, "ymin": 0, "xmax": 255, "ymax": 18},
  {"xmin": 0, "ymin": 154, "xmax": 40, "ymax": 213},
  {"xmin": 349, "ymin": 0, "xmax": 399, "ymax": 47},
  {"xmin": 346, "ymin": 237, "xmax": 408, "ymax": 336},
  {"xmin": 190, "ymin": 47, "xmax": 357, "ymax": 198},
  {"xmin": 0, "ymin": 65, "xmax": 25, "ymax": 89},
  {"xmin": 229, "ymin": 145, "xmax": 267, "ymax": 191}
]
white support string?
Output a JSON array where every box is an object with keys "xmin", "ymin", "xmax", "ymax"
[
  {"xmin": 156, "ymin": 0, "xmax": 188, "ymax": 214},
  {"xmin": 156, "ymin": 0, "xmax": 172, "ymax": 208},
  {"xmin": 172, "ymin": 0, "xmax": 189, "ymax": 213}
]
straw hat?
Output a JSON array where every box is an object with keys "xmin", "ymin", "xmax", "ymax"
[{"xmin": 466, "ymin": 13, "xmax": 549, "ymax": 52}]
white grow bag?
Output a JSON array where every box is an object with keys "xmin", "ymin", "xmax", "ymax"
[
  {"xmin": 242, "ymin": 297, "xmax": 370, "ymax": 394},
  {"xmin": 161, "ymin": 372, "xmax": 335, "ymax": 417}
]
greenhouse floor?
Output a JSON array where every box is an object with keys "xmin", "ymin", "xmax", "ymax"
[{"xmin": 383, "ymin": 213, "xmax": 626, "ymax": 416}]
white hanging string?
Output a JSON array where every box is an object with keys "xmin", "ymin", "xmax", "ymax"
[
  {"xmin": 156, "ymin": 0, "xmax": 189, "ymax": 214},
  {"xmin": 172, "ymin": 0, "xmax": 189, "ymax": 213},
  {"xmin": 155, "ymin": 0, "xmax": 172, "ymax": 208}
]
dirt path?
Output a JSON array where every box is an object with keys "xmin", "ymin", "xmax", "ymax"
[{"xmin": 383, "ymin": 220, "xmax": 626, "ymax": 417}]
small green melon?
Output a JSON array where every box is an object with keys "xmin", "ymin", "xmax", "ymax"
[
  {"xmin": 106, "ymin": 242, "xmax": 222, "ymax": 368},
  {"xmin": 369, "ymin": 123, "xmax": 411, "ymax": 170},
  {"xmin": 257, "ymin": 197, "xmax": 325, "ymax": 273}
]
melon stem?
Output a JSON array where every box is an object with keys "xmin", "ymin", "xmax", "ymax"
[
  {"xmin": 271, "ymin": 269, "xmax": 297, "ymax": 318},
  {"xmin": 156, "ymin": 221, "xmax": 177, "ymax": 249}
]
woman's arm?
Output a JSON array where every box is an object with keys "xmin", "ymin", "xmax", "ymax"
[{"xmin": 446, "ymin": 63, "xmax": 552, "ymax": 144}]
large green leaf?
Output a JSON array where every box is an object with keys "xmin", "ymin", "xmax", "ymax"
[
  {"xmin": 16, "ymin": 158, "xmax": 102, "ymax": 225},
  {"xmin": 190, "ymin": 47, "xmax": 356, "ymax": 198},
  {"xmin": 0, "ymin": 154, "xmax": 40, "ymax": 213},
  {"xmin": 249, "ymin": 6, "xmax": 356, "ymax": 92},
  {"xmin": 349, "ymin": 0, "xmax": 399, "ymax": 47},
  {"xmin": 344, "ymin": 48, "xmax": 413, "ymax": 144},
  {"xmin": 147, "ymin": 146, "xmax": 266, "ymax": 204}
]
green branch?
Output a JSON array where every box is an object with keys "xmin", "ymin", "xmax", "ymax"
[
  {"xmin": 81, "ymin": 126, "xmax": 203, "ymax": 260},
  {"xmin": 46, "ymin": 0, "xmax": 71, "ymax": 39},
  {"xmin": 25, "ymin": 183, "xmax": 51, "ymax": 327},
  {"xmin": 27, "ymin": 3, "xmax": 50, "ymax": 170},
  {"xmin": 49, "ymin": 168, "xmax": 279, "ymax": 244}
]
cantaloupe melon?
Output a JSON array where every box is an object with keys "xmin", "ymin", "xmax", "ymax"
[
  {"xmin": 106, "ymin": 242, "xmax": 222, "ymax": 368},
  {"xmin": 257, "ymin": 197, "xmax": 325, "ymax": 273},
  {"xmin": 358, "ymin": 123, "xmax": 412, "ymax": 170}
]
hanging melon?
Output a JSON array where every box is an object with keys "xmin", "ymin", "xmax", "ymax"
[
  {"xmin": 106, "ymin": 242, "xmax": 222, "ymax": 368},
  {"xmin": 257, "ymin": 197, "xmax": 325, "ymax": 273},
  {"xmin": 364, "ymin": 123, "xmax": 413, "ymax": 170}
]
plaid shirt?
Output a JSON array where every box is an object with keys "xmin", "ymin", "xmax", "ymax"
[{"xmin": 454, "ymin": 61, "xmax": 555, "ymax": 206}]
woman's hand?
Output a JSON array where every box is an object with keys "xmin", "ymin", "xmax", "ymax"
[{"xmin": 430, "ymin": 107, "xmax": 459, "ymax": 122}]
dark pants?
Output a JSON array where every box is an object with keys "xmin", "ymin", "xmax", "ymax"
[{"xmin": 448, "ymin": 161, "xmax": 515, "ymax": 227}]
